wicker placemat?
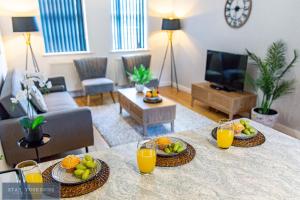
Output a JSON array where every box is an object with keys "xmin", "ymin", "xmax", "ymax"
[
  {"xmin": 42, "ymin": 160, "xmax": 110, "ymax": 198},
  {"xmin": 211, "ymin": 127, "xmax": 265, "ymax": 147},
  {"xmin": 156, "ymin": 143, "xmax": 196, "ymax": 167}
]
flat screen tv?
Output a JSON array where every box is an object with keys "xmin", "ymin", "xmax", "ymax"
[{"xmin": 205, "ymin": 50, "xmax": 248, "ymax": 91}]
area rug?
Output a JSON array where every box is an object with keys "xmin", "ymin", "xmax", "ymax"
[{"xmin": 91, "ymin": 103, "xmax": 215, "ymax": 147}]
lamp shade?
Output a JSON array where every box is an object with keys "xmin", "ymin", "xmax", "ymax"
[
  {"xmin": 12, "ymin": 17, "xmax": 39, "ymax": 32},
  {"xmin": 161, "ymin": 18, "xmax": 181, "ymax": 30}
]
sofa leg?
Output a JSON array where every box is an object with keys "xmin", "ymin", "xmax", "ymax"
[
  {"xmin": 87, "ymin": 95, "xmax": 90, "ymax": 106},
  {"xmin": 110, "ymin": 92, "xmax": 116, "ymax": 103},
  {"xmin": 85, "ymin": 147, "xmax": 89, "ymax": 153}
]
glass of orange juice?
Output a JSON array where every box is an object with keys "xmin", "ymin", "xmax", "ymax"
[
  {"xmin": 137, "ymin": 139, "xmax": 156, "ymax": 174},
  {"xmin": 16, "ymin": 160, "xmax": 43, "ymax": 184},
  {"xmin": 217, "ymin": 120, "xmax": 234, "ymax": 149}
]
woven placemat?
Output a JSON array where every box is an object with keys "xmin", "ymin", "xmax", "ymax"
[
  {"xmin": 211, "ymin": 127, "xmax": 265, "ymax": 147},
  {"xmin": 42, "ymin": 160, "xmax": 110, "ymax": 198},
  {"xmin": 156, "ymin": 143, "xmax": 196, "ymax": 167}
]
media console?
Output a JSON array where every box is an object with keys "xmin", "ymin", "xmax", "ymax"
[{"xmin": 191, "ymin": 82, "xmax": 257, "ymax": 119}]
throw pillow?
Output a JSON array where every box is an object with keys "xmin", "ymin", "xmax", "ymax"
[{"xmin": 30, "ymin": 85, "xmax": 48, "ymax": 113}]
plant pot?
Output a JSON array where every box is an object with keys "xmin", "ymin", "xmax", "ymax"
[
  {"xmin": 23, "ymin": 126, "xmax": 44, "ymax": 143},
  {"xmin": 251, "ymin": 108, "xmax": 279, "ymax": 127},
  {"xmin": 135, "ymin": 84, "xmax": 144, "ymax": 93}
]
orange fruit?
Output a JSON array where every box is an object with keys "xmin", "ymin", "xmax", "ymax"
[
  {"xmin": 156, "ymin": 137, "xmax": 172, "ymax": 150},
  {"xmin": 61, "ymin": 155, "xmax": 80, "ymax": 173}
]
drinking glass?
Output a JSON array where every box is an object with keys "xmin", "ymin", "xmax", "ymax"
[
  {"xmin": 16, "ymin": 160, "xmax": 43, "ymax": 184},
  {"xmin": 137, "ymin": 139, "xmax": 156, "ymax": 174},
  {"xmin": 217, "ymin": 119, "xmax": 234, "ymax": 149}
]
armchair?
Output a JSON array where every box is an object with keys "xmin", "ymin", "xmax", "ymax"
[
  {"xmin": 122, "ymin": 54, "xmax": 159, "ymax": 88},
  {"xmin": 74, "ymin": 57, "xmax": 115, "ymax": 105}
]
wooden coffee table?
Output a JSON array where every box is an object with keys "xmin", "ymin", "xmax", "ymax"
[{"xmin": 118, "ymin": 88, "xmax": 176, "ymax": 135}]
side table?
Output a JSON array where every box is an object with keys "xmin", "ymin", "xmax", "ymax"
[{"xmin": 17, "ymin": 134, "xmax": 51, "ymax": 163}]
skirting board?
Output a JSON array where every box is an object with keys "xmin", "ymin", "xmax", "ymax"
[{"xmin": 159, "ymin": 81, "xmax": 192, "ymax": 93}]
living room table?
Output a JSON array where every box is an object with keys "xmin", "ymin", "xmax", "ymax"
[
  {"xmin": 118, "ymin": 88, "xmax": 176, "ymax": 135},
  {"xmin": 38, "ymin": 120, "xmax": 300, "ymax": 199}
]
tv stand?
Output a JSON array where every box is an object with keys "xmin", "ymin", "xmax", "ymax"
[
  {"xmin": 191, "ymin": 82, "xmax": 257, "ymax": 119},
  {"xmin": 209, "ymin": 84, "xmax": 234, "ymax": 92}
]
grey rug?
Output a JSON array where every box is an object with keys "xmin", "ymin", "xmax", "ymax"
[{"xmin": 91, "ymin": 103, "xmax": 215, "ymax": 147}]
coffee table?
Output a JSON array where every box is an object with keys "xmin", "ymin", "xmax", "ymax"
[{"xmin": 118, "ymin": 88, "xmax": 176, "ymax": 135}]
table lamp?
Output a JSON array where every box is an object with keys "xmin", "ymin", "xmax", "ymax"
[
  {"xmin": 158, "ymin": 18, "xmax": 181, "ymax": 91},
  {"xmin": 12, "ymin": 16, "xmax": 40, "ymax": 72}
]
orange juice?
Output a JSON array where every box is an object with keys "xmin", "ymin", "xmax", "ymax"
[
  {"xmin": 137, "ymin": 148, "xmax": 156, "ymax": 174},
  {"xmin": 217, "ymin": 129, "xmax": 234, "ymax": 149},
  {"xmin": 25, "ymin": 173, "xmax": 43, "ymax": 183}
]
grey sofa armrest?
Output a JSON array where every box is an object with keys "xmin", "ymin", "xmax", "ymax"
[
  {"xmin": 36, "ymin": 76, "xmax": 67, "ymax": 93},
  {"xmin": 0, "ymin": 108, "xmax": 94, "ymax": 166},
  {"xmin": 47, "ymin": 76, "xmax": 67, "ymax": 93}
]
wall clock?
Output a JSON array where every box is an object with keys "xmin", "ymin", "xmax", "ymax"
[{"xmin": 224, "ymin": 0, "xmax": 252, "ymax": 28}]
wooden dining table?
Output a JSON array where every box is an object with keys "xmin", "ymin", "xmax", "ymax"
[{"xmin": 39, "ymin": 120, "xmax": 300, "ymax": 199}]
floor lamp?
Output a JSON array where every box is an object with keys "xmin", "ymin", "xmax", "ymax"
[
  {"xmin": 158, "ymin": 18, "xmax": 181, "ymax": 92},
  {"xmin": 12, "ymin": 16, "xmax": 40, "ymax": 72}
]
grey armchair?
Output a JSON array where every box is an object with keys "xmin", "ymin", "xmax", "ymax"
[
  {"xmin": 122, "ymin": 54, "xmax": 159, "ymax": 88},
  {"xmin": 74, "ymin": 57, "xmax": 115, "ymax": 105}
]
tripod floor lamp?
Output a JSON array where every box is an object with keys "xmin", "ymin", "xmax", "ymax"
[
  {"xmin": 158, "ymin": 18, "xmax": 181, "ymax": 91},
  {"xmin": 12, "ymin": 16, "xmax": 40, "ymax": 72}
]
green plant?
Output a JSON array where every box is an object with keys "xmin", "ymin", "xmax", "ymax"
[
  {"xmin": 246, "ymin": 41, "xmax": 298, "ymax": 114},
  {"xmin": 129, "ymin": 65, "xmax": 153, "ymax": 85},
  {"xmin": 20, "ymin": 116, "xmax": 45, "ymax": 131}
]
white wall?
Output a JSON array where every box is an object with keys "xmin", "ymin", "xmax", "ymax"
[
  {"xmin": 0, "ymin": 0, "xmax": 173, "ymax": 91},
  {"xmin": 170, "ymin": 0, "xmax": 300, "ymax": 131}
]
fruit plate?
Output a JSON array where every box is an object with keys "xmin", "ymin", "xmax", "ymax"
[
  {"xmin": 143, "ymin": 96, "xmax": 163, "ymax": 104},
  {"xmin": 51, "ymin": 159, "xmax": 102, "ymax": 185},
  {"xmin": 156, "ymin": 137, "xmax": 187, "ymax": 157},
  {"xmin": 234, "ymin": 129, "xmax": 258, "ymax": 140}
]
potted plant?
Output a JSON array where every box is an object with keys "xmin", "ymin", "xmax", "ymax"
[
  {"xmin": 11, "ymin": 72, "xmax": 52, "ymax": 142},
  {"xmin": 246, "ymin": 41, "xmax": 298, "ymax": 127},
  {"xmin": 128, "ymin": 65, "xmax": 153, "ymax": 93}
]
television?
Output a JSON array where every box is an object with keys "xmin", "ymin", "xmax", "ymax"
[{"xmin": 205, "ymin": 50, "xmax": 248, "ymax": 91}]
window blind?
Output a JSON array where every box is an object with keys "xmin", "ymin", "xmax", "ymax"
[
  {"xmin": 38, "ymin": 0, "xmax": 87, "ymax": 53},
  {"xmin": 111, "ymin": 0, "xmax": 146, "ymax": 51}
]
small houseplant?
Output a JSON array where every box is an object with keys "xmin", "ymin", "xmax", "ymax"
[
  {"xmin": 11, "ymin": 72, "xmax": 52, "ymax": 142},
  {"xmin": 246, "ymin": 41, "xmax": 298, "ymax": 127},
  {"xmin": 128, "ymin": 65, "xmax": 153, "ymax": 93}
]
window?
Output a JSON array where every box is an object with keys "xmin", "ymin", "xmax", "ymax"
[
  {"xmin": 111, "ymin": 0, "xmax": 147, "ymax": 51},
  {"xmin": 38, "ymin": 0, "xmax": 87, "ymax": 54}
]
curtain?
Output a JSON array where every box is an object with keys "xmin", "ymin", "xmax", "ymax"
[
  {"xmin": 112, "ymin": 0, "xmax": 146, "ymax": 50},
  {"xmin": 38, "ymin": 0, "xmax": 87, "ymax": 53}
]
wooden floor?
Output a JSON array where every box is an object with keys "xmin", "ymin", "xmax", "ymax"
[{"xmin": 74, "ymin": 86, "xmax": 228, "ymax": 122}]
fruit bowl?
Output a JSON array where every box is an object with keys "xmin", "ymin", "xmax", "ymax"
[
  {"xmin": 233, "ymin": 119, "xmax": 258, "ymax": 140},
  {"xmin": 144, "ymin": 89, "xmax": 162, "ymax": 104},
  {"xmin": 52, "ymin": 155, "xmax": 101, "ymax": 185},
  {"xmin": 155, "ymin": 137, "xmax": 187, "ymax": 157}
]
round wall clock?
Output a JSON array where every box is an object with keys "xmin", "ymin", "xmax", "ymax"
[{"xmin": 224, "ymin": 0, "xmax": 252, "ymax": 28}]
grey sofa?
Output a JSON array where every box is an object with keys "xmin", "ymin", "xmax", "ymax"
[
  {"xmin": 122, "ymin": 54, "xmax": 159, "ymax": 88},
  {"xmin": 0, "ymin": 69, "xmax": 94, "ymax": 166}
]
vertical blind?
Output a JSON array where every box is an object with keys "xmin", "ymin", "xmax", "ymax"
[
  {"xmin": 38, "ymin": 0, "xmax": 87, "ymax": 53},
  {"xmin": 111, "ymin": 0, "xmax": 146, "ymax": 51}
]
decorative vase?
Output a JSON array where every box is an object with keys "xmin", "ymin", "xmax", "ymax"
[
  {"xmin": 251, "ymin": 108, "xmax": 279, "ymax": 128},
  {"xmin": 24, "ymin": 126, "xmax": 44, "ymax": 143},
  {"xmin": 135, "ymin": 84, "xmax": 144, "ymax": 93}
]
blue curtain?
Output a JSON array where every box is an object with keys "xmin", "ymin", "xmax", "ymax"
[
  {"xmin": 112, "ymin": 0, "xmax": 146, "ymax": 50},
  {"xmin": 38, "ymin": 0, "xmax": 87, "ymax": 53}
]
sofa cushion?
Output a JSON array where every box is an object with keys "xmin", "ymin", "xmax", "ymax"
[
  {"xmin": 30, "ymin": 85, "xmax": 48, "ymax": 113},
  {"xmin": 0, "ymin": 70, "xmax": 37, "ymax": 118},
  {"xmin": 43, "ymin": 92, "xmax": 77, "ymax": 112},
  {"xmin": 82, "ymin": 78, "xmax": 114, "ymax": 95}
]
